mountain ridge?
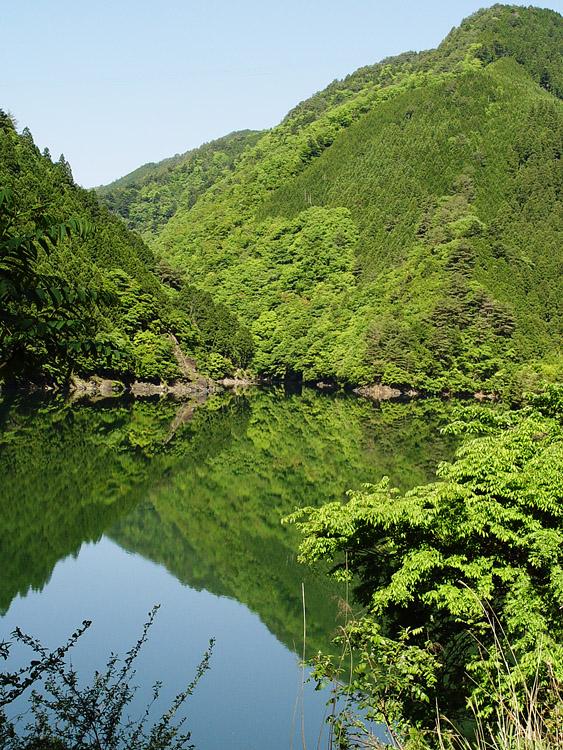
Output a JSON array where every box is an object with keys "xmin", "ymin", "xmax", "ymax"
[
  {"xmin": 119, "ymin": 4, "xmax": 561, "ymax": 394},
  {"xmin": 96, "ymin": 129, "xmax": 263, "ymax": 239},
  {"xmin": 0, "ymin": 116, "xmax": 254, "ymax": 384},
  {"xmin": 7, "ymin": 4, "xmax": 559, "ymax": 394}
]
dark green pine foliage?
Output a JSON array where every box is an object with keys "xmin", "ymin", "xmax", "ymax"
[
  {"xmin": 145, "ymin": 5, "xmax": 561, "ymax": 393},
  {"xmin": 96, "ymin": 130, "xmax": 262, "ymax": 239},
  {"xmin": 0, "ymin": 187, "xmax": 106, "ymax": 381},
  {"xmin": 0, "ymin": 114, "xmax": 252, "ymax": 383}
]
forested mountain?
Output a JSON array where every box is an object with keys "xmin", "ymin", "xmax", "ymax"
[
  {"xmin": 102, "ymin": 4, "xmax": 560, "ymax": 395},
  {"xmin": 0, "ymin": 115, "xmax": 252, "ymax": 383},
  {"xmin": 3, "ymin": 5, "xmax": 561, "ymax": 393},
  {"xmin": 96, "ymin": 130, "xmax": 262, "ymax": 239}
]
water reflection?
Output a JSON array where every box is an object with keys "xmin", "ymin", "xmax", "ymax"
[{"xmin": 0, "ymin": 388, "xmax": 456, "ymax": 748}]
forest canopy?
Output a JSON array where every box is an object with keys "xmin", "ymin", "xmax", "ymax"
[
  {"xmin": 95, "ymin": 4, "xmax": 562, "ymax": 394},
  {"xmin": 0, "ymin": 113, "xmax": 252, "ymax": 385},
  {"xmin": 289, "ymin": 384, "xmax": 563, "ymax": 746}
]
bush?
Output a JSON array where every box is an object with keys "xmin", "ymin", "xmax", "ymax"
[
  {"xmin": 131, "ymin": 331, "xmax": 180, "ymax": 381},
  {"xmin": 288, "ymin": 385, "xmax": 563, "ymax": 742}
]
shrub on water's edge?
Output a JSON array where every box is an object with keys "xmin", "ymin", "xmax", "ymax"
[{"xmin": 289, "ymin": 385, "xmax": 563, "ymax": 748}]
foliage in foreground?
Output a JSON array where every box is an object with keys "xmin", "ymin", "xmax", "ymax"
[
  {"xmin": 0, "ymin": 607, "xmax": 214, "ymax": 750},
  {"xmin": 0, "ymin": 188, "xmax": 111, "ymax": 381},
  {"xmin": 288, "ymin": 385, "xmax": 563, "ymax": 746}
]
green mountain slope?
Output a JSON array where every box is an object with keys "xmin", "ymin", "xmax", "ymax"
[
  {"xmin": 148, "ymin": 5, "xmax": 562, "ymax": 394},
  {"xmin": 97, "ymin": 130, "xmax": 262, "ymax": 239},
  {"xmin": 0, "ymin": 116, "xmax": 253, "ymax": 382}
]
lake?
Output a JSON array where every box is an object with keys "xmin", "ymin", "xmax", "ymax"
[{"xmin": 0, "ymin": 387, "xmax": 456, "ymax": 749}]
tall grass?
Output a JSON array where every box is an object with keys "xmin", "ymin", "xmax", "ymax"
[
  {"xmin": 436, "ymin": 604, "xmax": 562, "ymax": 750},
  {"xmin": 307, "ymin": 594, "xmax": 562, "ymax": 750}
]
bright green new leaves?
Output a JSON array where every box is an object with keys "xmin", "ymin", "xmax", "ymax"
[
  {"xmin": 289, "ymin": 386, "xmax": 563, "ymax": 731},
  {"xmin": 97, "ymin": 130, "xmax": 263, "ymax": 240},
  {"xmin": 144, "ymin": 6, "xmax": 562, "ymax": 392},
  {"xmin": 131, "ymin": 330, "xmax": 180, "ymax": 381},
  {"xmin": 246, "ymin": 206, "xmax": 361, "ymax": 380}
]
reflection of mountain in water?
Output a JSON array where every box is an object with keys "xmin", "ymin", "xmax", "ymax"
[
  {"xmin": 0, "ymin": 394, "xmax": 244, "ymax": 614},
  {"xmin": 0, "ymin": 390, "xmax": 456, "ymax": 655}
]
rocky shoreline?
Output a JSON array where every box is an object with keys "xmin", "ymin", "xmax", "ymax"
[
  {"xmin": 352, "ymin": 383, "xmax": 414, "ymax": 400},
  {"xmin": 1, "ymin": 373, "xmax": 497, "ymax": 404},
  {"xmin": 352, "ymin": 383, "xmax": 497, "ymax": 402},
  {"xmin": 68, "ymin": 374, "xmax": 259, "ymax": 401}
]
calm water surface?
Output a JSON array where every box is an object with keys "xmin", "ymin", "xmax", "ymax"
[{"xmin": 0, "ymin": 388, "xmax": 456, "ymax": 749}]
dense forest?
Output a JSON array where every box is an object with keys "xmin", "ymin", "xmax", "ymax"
[
  {"xmin": 291, "ymin": 383, "xmax": 563, "ymax": 747},
  {"xmin": 97, "ymin": 4, "xmax": 561, "ymax": 395},
  {"xmin": 0, "ymin": 116, "xmax": 252, "ymax": 385},
  {"xmin": 97, "ymin": 130, "xmax": 262, "ymax": 240},
  {"xmin": 0, "ymin": 4, "xmax": 562, "ymax": 750},
  {"xmin": 2, "ymin": 5, "xmax": 561, "ymax": 394}
]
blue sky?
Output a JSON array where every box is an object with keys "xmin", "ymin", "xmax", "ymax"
[{"xmin": 2, "ymin": 1, "xmax": 562, "ymax": 187}]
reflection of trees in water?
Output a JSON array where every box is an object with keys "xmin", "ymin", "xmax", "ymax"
[
  {"xmin": 0, "ymin": 394, "xmax": 239, "ymax": 614},
  {"xmin": 0, "ymin": 390, "xmax": 456, "ymax": 653}
]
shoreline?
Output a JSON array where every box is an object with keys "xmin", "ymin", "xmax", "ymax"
[{"xmin": 0, "ymin": 373, "xmax": 499, "ymax": 404}]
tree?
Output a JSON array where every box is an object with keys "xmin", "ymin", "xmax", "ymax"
[
  {"xmin": 0, "ymin": 607, "xmax": 214, "ymax": 750},
  {"xmin": 0, "ymin": 188, "xmax": 112, "ymax": 382},
  {"xmin": 288, "ymin": 386, "xmax": 563, "ymax": 742}
]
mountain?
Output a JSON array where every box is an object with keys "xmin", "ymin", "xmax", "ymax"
[
  {"xmin": 0, "ymin": 116, "xmax": 253, "ymax": 383},
  {"xmin": 96, "ymin": 130, "xmax": 262, "ymax": 239},
  {"xmin": 102, "ymin": 4, "xmax": 561, "ymax": 395}
]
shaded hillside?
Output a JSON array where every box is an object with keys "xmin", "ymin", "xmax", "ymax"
[
  {"xmin": 97, "ymin": 130, "xmax": 262, "ymax": 239},
  {"xmin": 0, "ymin": 116, "xmax": 252, "ymax": 382},
  {"xmin": 149, "ymin": 5, "xmax": 562, "ymax": 394}
]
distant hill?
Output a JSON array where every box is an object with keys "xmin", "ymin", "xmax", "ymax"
[
  {"xmin": 96, "ymin": 130, "xmax": 262, "ymax": 239},
  {"xmin": 116, "ymin": 4, "xmax": 561, "ymax": 395}
]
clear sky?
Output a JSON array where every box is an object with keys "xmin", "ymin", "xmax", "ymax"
[{"xmin": 2, "ymin": 1, "xmax": 562, "ymax": 187}]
